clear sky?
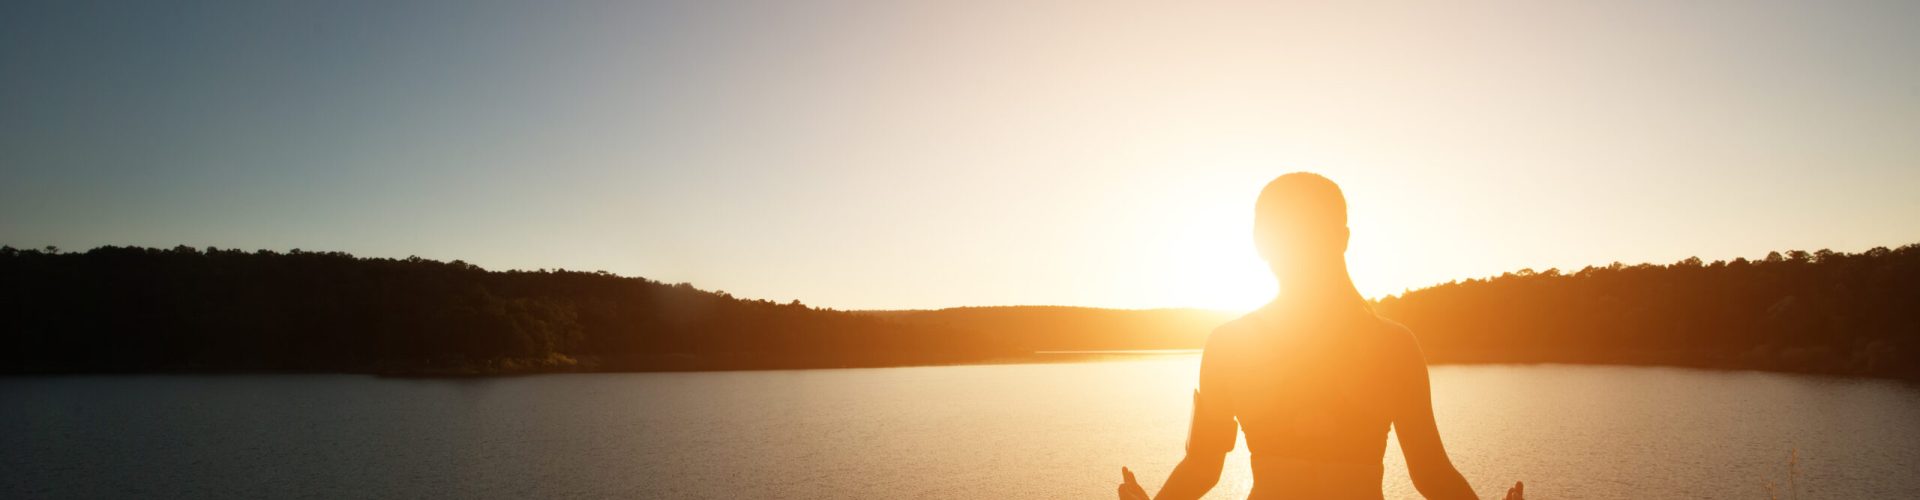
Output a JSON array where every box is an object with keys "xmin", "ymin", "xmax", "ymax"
[{"xmin": 4, "ymin": 0, "xmax": 1917, "ymax": 311}]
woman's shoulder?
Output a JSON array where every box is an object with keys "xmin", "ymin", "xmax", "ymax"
[
  {"xmin": 1361, "ymin": 314, "xmax": 1431, "ymax": 370},
  {"xmin": 1205, "ymin": 310, "xmax": 1274, "ymax": 349}
]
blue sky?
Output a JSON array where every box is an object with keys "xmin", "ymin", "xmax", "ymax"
[{"xmin": 4, "ymin": 0, "xmax": 1918, "ymax": 310}]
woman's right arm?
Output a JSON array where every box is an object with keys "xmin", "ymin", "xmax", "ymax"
[{"xmin": 1392, "ymin": 334, "xmax": 1479, "ymax": 500}]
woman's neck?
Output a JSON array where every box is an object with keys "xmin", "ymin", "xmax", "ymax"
[{"xmin": 1272, "ymin": 262, "xmax": 1364, "ymax": 309}]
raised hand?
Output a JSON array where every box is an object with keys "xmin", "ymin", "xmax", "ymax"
[
  {"xmin": 1117, "ymin": 466, "xmax": 1150, "ymax": 500},
  {"xmin": 1503, "ymin": 481, "xmax": 1524, "ymax": 500}
]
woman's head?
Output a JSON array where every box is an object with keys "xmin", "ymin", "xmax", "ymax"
[{"xmin": 1254, "ymin": 172, "xmax": 1350, "ymax": 274}]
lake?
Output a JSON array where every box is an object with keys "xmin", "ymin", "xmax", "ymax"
[{"xmin": 4, "ymin": 356, "xmax": 1919, "ymax": 499}]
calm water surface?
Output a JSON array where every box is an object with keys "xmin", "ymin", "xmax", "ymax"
[{"xmin": 4, "ymin": 358, "xmax": 1918, "ymax": 499}]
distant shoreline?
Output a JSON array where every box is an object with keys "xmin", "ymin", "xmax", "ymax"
[
  {"xmin": 5, "ymin": 351, "xmax": 1910, "ymax": 382},
  {"xmin": 6, "ymin": 244, "xmax": 1916, "ymax": 381}
]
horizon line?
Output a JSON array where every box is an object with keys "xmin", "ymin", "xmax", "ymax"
[{"xmin": 7, "ymin": 240, "xmax": 1913, "ymax": 313}]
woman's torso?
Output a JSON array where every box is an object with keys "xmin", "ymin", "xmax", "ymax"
[{"xmin": 1215, "ymin": 305, "xmax": 1410, "ymax": 499}]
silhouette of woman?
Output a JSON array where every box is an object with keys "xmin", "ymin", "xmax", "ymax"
[{"xmin": 1117, "ymin": 173, "xmax": 1522, "ymax": 500}]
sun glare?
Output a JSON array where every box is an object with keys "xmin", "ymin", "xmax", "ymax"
[{"xmin": 1161, "ymin": 211, "xmax": 1274, "ymax": 312}]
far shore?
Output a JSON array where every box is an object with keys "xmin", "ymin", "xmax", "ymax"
[{"xmin": 7, "ymin": 349, "xmax": 1909, "ymax": 382}]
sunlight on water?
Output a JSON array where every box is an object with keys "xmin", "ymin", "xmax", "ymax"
[{"xmin": 4, "ymin": 358, "xmax": 1919, "ymax": 499}]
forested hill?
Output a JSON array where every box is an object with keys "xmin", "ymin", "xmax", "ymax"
[
  {"xmin": 0, "ymin": 246, "xmax": 1008, "ymax": 374},
  {"xmin": 3, "ymin": 243, "xmax": 1917, "ymax": 378},
  {"xmin": 866, "ymin": 243, "xmax": 1920, "ymax": 379},
  {"xmin": 1374, "ymin": 244, "xmax": 1920, "ymax": 379}
]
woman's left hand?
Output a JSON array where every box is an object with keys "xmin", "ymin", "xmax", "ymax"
[{"xmin": 1117, "ymin": 467, "xmax": 1149, "ymax": 500}]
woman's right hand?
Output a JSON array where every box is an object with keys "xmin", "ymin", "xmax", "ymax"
[{"xmin": 1117, "ymin": 467, "xmax": 1149, "ymax": 500}]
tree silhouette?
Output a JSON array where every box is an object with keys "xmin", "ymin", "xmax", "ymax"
[
  {"xmin": 1, "ymin": 243, "xmax": 1915, "ymax": 378},
  {"xmin": 0, "ymin": 245, "xmax": 999, "ymax": 374},
  {"xmin": 1373, "ymin": 244, "xmax": 1920, "ymax": 379}
]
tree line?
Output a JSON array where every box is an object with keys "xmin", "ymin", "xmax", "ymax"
[
  {"xmin": 1374, "ymin": 244, "xmax": 1920, "ymax": 379},
  {"xmin": 3, "ymin": 243, "xmax": 1915, "ymax": 378},
  {"xmin": 0, "ymin": 245, "xmax": 1004, "ymax": 374}
]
